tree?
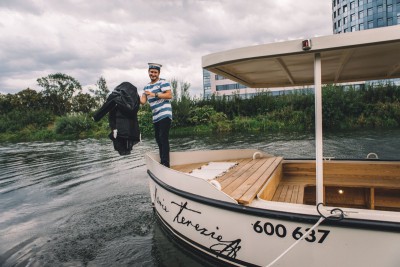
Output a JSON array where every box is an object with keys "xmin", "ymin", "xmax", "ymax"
[
  {"xmin": 170, "ymin": 78, "xmax": 178, "ymax": 104},
  {"xmin": 12, "ymin": 88, "xmax": 44, "ymax": 110},
  {"xmin": 72, "ymin": 93, "xmax": 97, "ymax": 113},
  {"xmin": 37, "ymin": 73, "xmax": 82, "ymax": 115},
  {"xmin": 170, "ymin": 79, "xmax": 193, "ymax": 126},
  {"xmin": 89, "ymin": 76, "xmax": 109, "ymax": 107}
]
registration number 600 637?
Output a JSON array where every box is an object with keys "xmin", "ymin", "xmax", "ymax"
[{"xmin": 252, "ymin": 220, "xmax": 330, "ymax": 244}]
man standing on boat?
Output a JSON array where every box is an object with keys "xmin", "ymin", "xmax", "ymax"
[{"xmin": 140, "ymin": 63, "xmax": 173, "ymax": 167}]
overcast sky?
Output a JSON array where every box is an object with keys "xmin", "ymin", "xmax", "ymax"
[{"xmin": 0, "ymin": 0, "xmax": 332, "ymax": 96}]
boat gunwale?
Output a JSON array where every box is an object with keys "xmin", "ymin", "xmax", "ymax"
[{"xmin": 148, "ymin": 170, "xmax": 400, "ymax": 233}]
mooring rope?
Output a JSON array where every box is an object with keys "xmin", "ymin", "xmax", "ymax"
[{"xmin": 265, "ymin": 203, "xmax": 344, "ymax": 267}]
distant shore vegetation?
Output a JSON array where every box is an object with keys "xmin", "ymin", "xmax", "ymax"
[{"xmin": 1, "ymin": 73, "xmax": 400, "ymax": 142}]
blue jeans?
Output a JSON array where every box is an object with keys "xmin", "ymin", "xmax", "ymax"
[{"xmin": 154, "ymin": 118, "xmax": 171, "ymax": 167}]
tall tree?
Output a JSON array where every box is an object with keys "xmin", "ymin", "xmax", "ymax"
[
  {"xmin": 89, "ymin": 76, "xmax": 109, "ymax": 106},
  {"xmin": 37, "ymin": 73, "xmax": 82, "ymax": 115}
]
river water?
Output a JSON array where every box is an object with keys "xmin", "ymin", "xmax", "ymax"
[{"xmin": 0, "ymin": 129, "xmax": 399, "ymax": 266}]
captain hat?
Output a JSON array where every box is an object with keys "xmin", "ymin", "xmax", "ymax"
[{"xmin": 148, "ymin": 63, "xmax": 162, "ymax": 71}]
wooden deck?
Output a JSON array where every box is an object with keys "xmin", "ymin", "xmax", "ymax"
[
  {"xmin": 172, "ymin": 159, "xmax": 400, "ymax": 210},
  {"xmin": 271, "ymin": 184, "xmax": 304, "ymax": 204},
  {"xmin": 172, "ymin": 157, "xmax": 283, "ymax": 205},
  {"xmin": 268, "ymin": 161, "xmax": 400, "ymax": 210}
]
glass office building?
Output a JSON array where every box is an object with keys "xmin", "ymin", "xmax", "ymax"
[
  {"xmin": 203, "ymin": 69, "xmax": 212, "ymax": 99},
  {"xmin": 333, "ymin": 0, "xmax": 400, "ymax": 34},
  {"xmin": 202, "ymin": 0, "xmax": 400, "ymax": 98},
  {"xmin": 333, "ymin": 0, "xmax": 400, "ymax": 86}
]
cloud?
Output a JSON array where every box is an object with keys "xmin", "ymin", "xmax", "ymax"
[{"xmin": 0, "ymin": 0, "xmax": 332, "ymax": 96}]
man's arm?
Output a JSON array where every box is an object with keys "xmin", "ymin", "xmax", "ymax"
[
  {"xmin": 156, "ymin": 90, "xmax": 172, "ymax": 99},
  {"xmin": 140, "ymin": 93, "xmax": 147, "ymax": 104}
]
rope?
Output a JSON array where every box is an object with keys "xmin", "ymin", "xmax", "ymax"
[{"xmin": 265, "ymin": 203, "xmax": 344, "ymax": 267}]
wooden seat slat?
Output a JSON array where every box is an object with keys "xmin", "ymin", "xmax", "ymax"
[
  {"xmin": 237, "ymin": 157, "xmax": 283, "ymax": 205},
  {"xmin": 229, "ymin": 157, "xmax": 276, "ymax": 200},
  {"xmin": 272, "ymin": 185, "xmax": 284, "ymax": 202},
  {"xmin": 217, "ymin": 158, "xmax": 261, "ymax": 189},
  {"xmin": 222, "ymin": 158, "xmax": 271, "ymax": 194}
]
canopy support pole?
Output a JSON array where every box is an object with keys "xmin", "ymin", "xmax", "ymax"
[{"xmin": 314, "ymin": 53, "xmax": 324, "ymax": 204}]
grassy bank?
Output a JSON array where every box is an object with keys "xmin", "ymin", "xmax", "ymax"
[{"xmin": 1, "ymin": 83, "xmax": 400, "ymax": 143}]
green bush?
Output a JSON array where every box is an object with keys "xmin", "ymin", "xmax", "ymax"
[
  {"xmin": 0, "ymin": 109, "xmax": 54, "ymax": 133},
  {"xmin": 187, "ymin": 105, "xmax": 217, "ymax": 125},
  {"xmin": 138, "ymin": 109, "xmax": 153, "ymax": 135},
  {"xmin": 54, "ymin": 114, "xmax": 95, "ymax": 135},
  {"xmin": 210, "ymin": 112, "xmax": 232, "ymax": 132}
]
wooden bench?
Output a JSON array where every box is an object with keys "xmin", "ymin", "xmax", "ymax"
[
  {"xmin": 172, "ymin": 157, "xmax": 284, "ymax": 205},
  {"xmin": 274, "ymin": 160, "xmax": 400, "ymax": 210},
  {"xmin": 216, "ymin": 157, "xmax": 283, "ymax": 205}
]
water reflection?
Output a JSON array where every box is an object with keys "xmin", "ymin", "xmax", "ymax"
[{"xmin": 0, "ymin": 129, "xmax": 399, "ymax": 266}]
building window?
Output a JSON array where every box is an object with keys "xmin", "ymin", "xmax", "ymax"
[
  {"xmin": 359, "ymin": 11, "xmax": 364, "ymax": 19},
  {"xmin": 368, "ymin": 20, "xmax": 373, "ymax": 28},
  {"xmin": 359, "ymin": 23, "xmax": 364, "ymax": 30},
  {"xmin": 367, "ymin": 0, "xmax": 372, "ymax": 3},
  {"xmin": 337, "ymin": 0, "xmax": 340, "ymax": 4},
  {"xmin": 333, "ymin": 0, "xmax": 336, "ymax": 7},
  {"xmin": 338, "ymin": 8, "xmax": 341, "ymax": 15},
  {"xmin": 351, "ymin": 13, "xmax": 356, "ymax": 21},
  {"xmin": 351, "ymin": 25, "xmax": 356, "ymax": 31},
  {"xmin": 377, "ymin": 5, "xmax": 383, "ymax": 13},
  {"xmin": 358, "ymin": 0, "xmax": 363, "ymax": 6},
  {"xmin": 398, "ymin": 13, "xmax": 400, "ymax": 24},
  {"xmin": 216, "ymin": 83, "xmax": 246, "ymax": 91},
  {"xmin": 215, "ymin": 74, "xmax": 226, "ymax": 80},
  {"xmin": 350, "ymin": 1, "xmax": 355, "ymax": 9},
  {"xmin": 387, "ymin": 4, "xmax": 393, "ymax": 12},
  {"xmin": 367, "ymin": 8, "xmax": 373, "ymax": 16},
  {"xmin": 344, "ymin": 28, "xmax": 348, "ymax": 33},
  {"xmin": 334, "ymin": 11, "xmax": 336, "ymax": 18},
  {"xmin": 377, "ymin": 17, "xmax": 384, "ymax": 26},
  {"xmin": 343, "ymin": 16, "xmax": 348, "ymax": 24},
  {"xmin": 338, "ymin": 19, "xmax": 341, "ymax": 27},
  {"xmin": 388, "ymin": 17, "xmax": 393, "ymax": 25},
  {"xmin": 343, "ymin": 5, "xmax": 348, "ymax": 12}
]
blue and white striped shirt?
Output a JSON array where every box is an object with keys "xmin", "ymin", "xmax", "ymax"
[{"xmin": 143, "ymin": 78, "xmax": 173, "ymax": 123}]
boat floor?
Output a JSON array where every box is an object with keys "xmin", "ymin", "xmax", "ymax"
[
  {"xmin": 172, "ymin": 157, "xmax": 400, "ymax": 210},
  {"xmin": 172, "ymin": 157, "xmax": 283, "ymax": 205}
]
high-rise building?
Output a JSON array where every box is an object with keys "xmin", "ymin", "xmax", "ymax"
[
  {"xmin": 202, "ymin": 69, "xmax": 300, "ymax": 100},
  {"xmin": 202, "ymin": 0, "xmax": 400, "ymax": 98},
  {"xmin": 332, "ymin": 0, "xmax": 400, "ymax": 34},
  {"xmin": 333, "ymin": 0, "xmax": 400, "ymax": 86}
]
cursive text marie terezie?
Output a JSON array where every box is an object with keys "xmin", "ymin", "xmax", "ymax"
[{"xmin": 172, "ymin": 201, "xmax": 241, "ymax": 259}]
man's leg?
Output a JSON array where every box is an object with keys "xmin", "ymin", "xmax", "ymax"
[
  {"xmin": 158, "ymin": 118, "xmax": 171, "ymax": 167},
  {"xmin": 154, "ymin": 121, "xmax": 162, "ymax": 157}
]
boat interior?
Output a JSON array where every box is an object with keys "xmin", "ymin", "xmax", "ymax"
[{"xmin": 171, "ymin": 156, "xmax": 400, "ymax": 211}]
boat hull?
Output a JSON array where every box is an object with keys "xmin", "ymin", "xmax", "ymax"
[{"xmin": 148, "ymin": 169, "xmax": 400, "ymax": 267}]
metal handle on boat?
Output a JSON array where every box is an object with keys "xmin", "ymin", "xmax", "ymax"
[
  {"xmin": 366, "ymin": 152, "xmax": 379, "ymax": 159},
  {"xmin": 253, "ymin": 152, "xmax": 262, "ymax": 160},
  {"xmin": 209, "ymin": 180, "xmax": 222, "ymax": 190}
]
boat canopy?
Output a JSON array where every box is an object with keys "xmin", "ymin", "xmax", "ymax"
[
  {"xmin": 202, "ymin": 25, "xmax": 400, "ymax": 88},
  {"xmin": 202, "ymin": 25, "xmax": 400, "ymax": 205}
]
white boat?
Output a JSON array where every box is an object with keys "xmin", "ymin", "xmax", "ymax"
[{"xmin": 145, "ymin": 26, "xmax": 400, "ymax": 267}]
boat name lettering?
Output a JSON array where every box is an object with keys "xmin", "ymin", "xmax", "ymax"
[
  {"xmin": 154, "ymin": 187, "xmax": 169, "ymax": 212},
  {"xmin": 172, "ymin": 201, "xmax": 242, "ymax": 258},
  {"xmin": 252, "ymin": 220, "xmax": 330, "ymax": 244}
]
